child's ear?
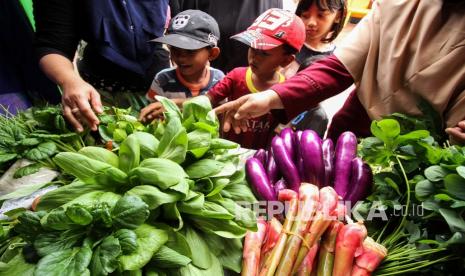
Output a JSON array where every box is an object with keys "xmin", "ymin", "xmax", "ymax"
[
  {"xmin": 208, "ymin": 47, "xmax": 221, "ymax": 61},
  {"xmin": 281, "ymin": 54, "xmax": 295, "ymax": 68}
]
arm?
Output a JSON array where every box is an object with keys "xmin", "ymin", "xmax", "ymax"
[
  {"xmin": 206, "ymin": 69, "xmax": 236, "ymax": 107},
  {"xmin": 34, "ymin": 0, "xmax": 102, "ymax": 131},
  {"xmin": 214, "ymin": 55, "xmax": 354, "ymax": 133}
]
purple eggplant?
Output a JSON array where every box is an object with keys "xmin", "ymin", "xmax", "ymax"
[
  {"xmin": 322, "ymin": 138, "xmax": 334, "ymax": 187},
  {"xmin": 271, "ymin": 136, "xmax": 301, "ymax": 192},
  {"xmin": 266, "ymin": 153, "xmax": 280, "ymax": 185},
  {"xmin": 273, "ymin": 179, "xmax": 287, "ymax": 198},
  {"xmin": 334, "ymin": 131, "xmax": 358, "ymax": 198},
  {"xmin": 344, "ymin": 157, "xmax": 373, "ymax": 203},
  {"xmin": 246, "ymin": 157, "xmax": 276, "ymax": 201},
  {"xmin": 280, "ymin": 128, "xmax": 296, "ymax": 161},
  {"xmin": 295, "ymin": 130, "xmax": 304, "ymax": 179},
  {"xmin": 253, "ymin": 149, "xmax": 268, "ymax": 166},
  {"xmin": 300, "ymin": 130, "xmax": 324, "ymax": 187}
]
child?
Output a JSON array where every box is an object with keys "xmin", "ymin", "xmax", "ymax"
[
  {"xmin": 290, "ymin": 55, "xmax": 329, "ymax": 137},
  {"xmin": 207, "ymin": 8, "xmax": 305, "ymax": 149},
  {"xmin": 139, "ymin": 9, "xmax": 224, "ymax": 122},
  {"xmin": 282, "ymin": 0, "xmax": 347, "ymax": 78}
]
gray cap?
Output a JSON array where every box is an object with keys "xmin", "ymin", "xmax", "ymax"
[{"xmin": 152, "ymin": 9, "xmax": 220, "ymax": 50}]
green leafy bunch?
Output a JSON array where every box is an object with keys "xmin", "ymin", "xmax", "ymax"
[{"xmin": 357, "ymin": 116, "xmax": 465, "ymax": 275}]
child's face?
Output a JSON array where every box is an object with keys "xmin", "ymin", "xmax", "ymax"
[
  {"xmin": 300, "ymin": 3, "xmax": 341, "ymax": 44},
  {"xmin": 169, "ymin": 46, "xmax": 212, "ymax": 78},
  {"xmin": 247, "ymin": 46, "xmax": 293, "ymax": 76}
]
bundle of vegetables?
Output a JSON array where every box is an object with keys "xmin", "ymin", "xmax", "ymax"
[
  {"xmin": 0, "ymin": 96, "xmax": 258, "ymax": 275},
  {"xmin": 246, "ymin": 128, "xmax": 373, "ymax": 205},
  {"xmin": 0, "ymin": 106, "xmax": 96, "ymax": 178},
  {"xmin": 354, "ymin": 115, "xmax": 465, "ymax": 274},
  {"xmin": 241, "ymin": 184, "xmax": 388, "ymax": 276}
]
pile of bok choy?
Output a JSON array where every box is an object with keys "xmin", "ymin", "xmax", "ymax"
[{"xmin": 0, "ymin": 96, "xmax": 257, "ymax": 275}]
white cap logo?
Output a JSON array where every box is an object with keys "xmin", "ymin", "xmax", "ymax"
[{"xmin": 172, "ymin": 15, "xmax": 190, "ymax": 29}]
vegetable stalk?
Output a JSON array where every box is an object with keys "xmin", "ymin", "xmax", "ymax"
[
  {"xmin": 316, "ymin": 220, "xmax": 344, "ymax": 276},
  {"xmin": 260, "ymin": 189, "xmax": 299, "ymax": 276},
  {"xmin": 292, "ymin": 186, "xmax": 339, "ymax": 272},
  {"xmin": 242, "ymin": 217, "xmax": 267, "ymax": 276},
  {"xmin": 275, "ymin": 184, "xmax": 320, "ymax": 275},
  {"xmin": 332, "ymin": 222, "xmax": 367, "ymax": 276},
  {"xmin": 351, "ymin": 237, "xmax": 387, "ymax": 276}
]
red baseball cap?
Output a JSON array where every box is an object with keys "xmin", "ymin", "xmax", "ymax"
[{"xmin": 231, "ymin": 8, "xmax": 305, "ymax": 52}]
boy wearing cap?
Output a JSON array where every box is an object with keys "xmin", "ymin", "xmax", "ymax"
[
  {"xmin": 139, "ymin": 10, "xmax": 224, "ymax": 122},
  {"xmin": 206, "ymin": 8, "xmax": 305, "ymax": 149}
]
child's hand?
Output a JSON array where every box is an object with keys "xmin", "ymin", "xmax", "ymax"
[{"xmin": 139, "ymin": 102, "xmax": 165, "ymax": 123}]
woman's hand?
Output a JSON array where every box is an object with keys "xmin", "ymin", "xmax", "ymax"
[
  {"xmin": 61, "ymin": 78, "xmax": 102, "ymax": 132},
  {"xmin": 214, "ymin": 90, "xmax": 283, "ymax": 134},
  {"xmin": 446, "ymin": 120, "xmax": 465, "ymax": 145}
]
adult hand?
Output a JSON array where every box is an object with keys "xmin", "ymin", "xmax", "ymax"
[
  {"xmin": 445, "ymin": 120, "xmax": 465, "ymax": 145},
  {"xmin": 61, "ymin": 78, "xmax": 102, "ymax": 132},
  {"xmin": 214, "ymin": 90, "xmax": 283, "ymax": 134},
  {"xmin": 139, "ymin": 102, "xmax": 165, "ymax": 123}
]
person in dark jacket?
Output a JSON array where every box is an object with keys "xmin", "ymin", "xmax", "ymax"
[{"xmin": 33, "ymin": 0, "xmax": 170, "ymax": 132}]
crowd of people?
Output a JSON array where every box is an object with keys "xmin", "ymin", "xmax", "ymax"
[{"xmin": 2, "ymin": 0, "xmax": 464, "ymax": 146}]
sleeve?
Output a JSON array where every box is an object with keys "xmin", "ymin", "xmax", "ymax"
[
  {"xmin": 333, "ymin": 0, "xmax": 381, "ymax": 82},
  {"xmin": 271, "ymin": 55, "xmax": 354, "ymax": 121},
  {"xmin": 146, "ymin": 71, "xmax": 169, "ymax": 101},
  {"xmin": 33, "ymin": 0, "xmax": 80, "ymax": 60},
  {"xmin": 206, "ymin": 69, "xmax": 236, "ymax": 106}
]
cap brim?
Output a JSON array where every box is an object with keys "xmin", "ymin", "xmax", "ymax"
[
  {"xmin": 151, "ymin": 34, "xmax": 210, "ymax": 50},
  {"xmin": 231, "ymin": 30, "xmax": 284, "ymax": 50}
]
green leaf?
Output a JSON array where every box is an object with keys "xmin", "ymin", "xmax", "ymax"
[
  {"xmin": 183, "ymin": 226, "xmax": 212, "ymax": 269},
  {"xmin": 424, "ymin": 165, "xmax": 448, "ymax": 182},
  {"xmin": 217, "ymin": 238, "xmax": 243, "ymax": 273},
  {"xmin": 65, "ymin": 205, "xmax": 93, "ymax": 225},
  {"xmin": 132, "ymin": 132, "xmax": 159, "ymax": 159},
  {"xmin": 370, "ymin": 119, "xmax": 400, "ymax": 144},
  {"xmin": 222, "ymin": 183, "xmax": 257, "ymax": 203},
  {"xmin": 113, "ymin": 129, "xmax": 127, "ymax": 143},
  {"xmin": 36, "ymin": 182, "xmax": 105, "ymax": 211},
  {"xmin": 14, "ymin": 210, "xmax": 45, "ymax": 242},
  {"xmin": 0, "ymin": 253, "xmax": 35, "ymax": 275},
  {"xmin": 130, "ymin": 158, "xmax": 187, "ymax": 189},
  {"xmin": 12, "ymin": 163, "xmax": 44, "ymax": 179},
  {"xmin": 90, "ymin": 235, "xmax": 121, "ymax": 276},
  {"xmin": 178, "ymin": 201, "xmax": 234, "ymax": 219},
  {"xmin": 434, "ymin": 194, "xmax": 454, "ymax": 201},
  {"xmin": 34, "ymin": 246, "xmax": 92, "ymax": 276},
  {"xmin": 156, "ymin": 96, "xmax": 182, "ymax": 119},
  {"xmin": 210, "ymin": 138, "xmax": 238, "ymax": 150},
  {"xmin": 444, "ymin": 174, "xmax": 465, "ymax": 200},
  {"xmin": 0, "ymin": 153, "xmax": 18, "ymax": 163},
  {"xmin": 217, "ymin": 198, "xmax": 257, "ymax": 230},
  {"xmin": 119, "ymin": 224, "xmax": 168, "ymax": 271},
  {"xmin": 450, "ymin": 200, "xmax": 465, "ymax": 208},
  {"xmin": 26, "ymin": 141, "xmax": 57, "ymax": 161},
  {"xmin": 126, "ymin": 185, "xmax": 182, "ymax": 210},
  {"xmin": 165, "ymin": 230, "xmax": 192, "ymax": 259},
  {"xmin": 187, "ymin": 130, "xmax": 211, "ymax": 158},
  {"xmin": 179, "ymin": 192, "xmax": 205, "ymax": 210},
  {"xmin": 151, "ymin": 246, "xmax": 191, "ymax": 268},
  {"xmin": 162, "ymin": 203, "xmax": 183, "ymax": 231},
  {"xmin": 396, "ymin": 130, "xmax": 430, "ymax": 144},
  {"xmin": 114, "ymin": 229, "xmax": 138, "ymax": 254},
  {"xmin": 190, "ymin": 216, "xmax": 247, "ymax": 239},
  {"xmin": 415, "ymin": 180, "xmax": 435, "ymax": 200},
  {"xmin": 176, "ymin": 253, "xmax": 222, "ymax": 276},
  {"xmin": 119, "ymin": 134, "xmax": 141, "ymax": 173},
  {"xmin": 78, "ymin": 147, "xmax": 119, "ymax": 168},
  {"xmin": 456, "ymin": 166, "xmax": 465, "ymax": 179},
  {"xmin": 185, "ymin": 159, "xmax": 225, "ymax": 179},
  {"xmin": 182, "ymin": 95, "xmax": 211, "ymax": 122},
  {"xmin": 53, "ymin": 152, "xmax": 127, "ymax": 186},
  {"xmin": 112, "ymin": 195, "xmax": 150, "ymax": 229},
  {"xmin": 438, "ymin": 208, "xmax": 465, "ymax": 232},
  {"xmin": 20, "ymin": 138, "xmax": 41, "ymax": 146},
  {"xmin": 156, "ymin": 114, "xmax": 187, "ymax": 164}
]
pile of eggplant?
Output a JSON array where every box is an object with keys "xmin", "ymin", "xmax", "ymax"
[{"xmin": 245, "ymin": 129, "xmax": 373, "ymax": 204}]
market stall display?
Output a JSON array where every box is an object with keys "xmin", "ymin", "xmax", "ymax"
[{"xmin": 0, "ymin": 97, "xmax": 463, "ymax": 275}]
